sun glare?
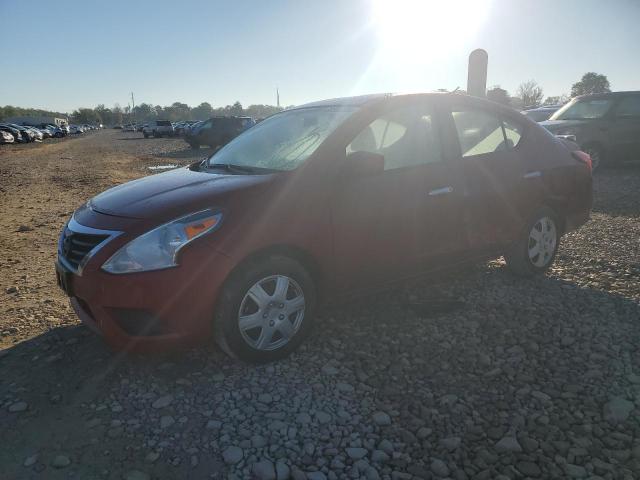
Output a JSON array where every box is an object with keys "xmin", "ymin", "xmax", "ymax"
[{"xmin": 372, "ymin": 0, "xmax": 491, "ymax": 66}]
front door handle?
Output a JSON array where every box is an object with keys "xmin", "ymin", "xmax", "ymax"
[
  {"xmin": 523, "ymin": 171, "xmax": 542, "ymax": 179},
  {"xmin": 428, "ymin": 186, "xmax": 454, "ymax": 196}
]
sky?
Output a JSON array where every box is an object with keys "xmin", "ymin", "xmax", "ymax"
[{"xmin": 1, "ymin": 0, "xmax": 639, "ymax": 113}]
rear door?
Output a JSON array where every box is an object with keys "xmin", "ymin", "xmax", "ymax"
[
  {"xmin": 331, "ymin": 97, "xmax": 467, "ymax": 292},
  {"xmin": 444, "ymin": 100, "xmax": 533, "ymax": 252},
  {"xmin": 609, "ymin": 94, "xmax": 640, "ymax": 161}
]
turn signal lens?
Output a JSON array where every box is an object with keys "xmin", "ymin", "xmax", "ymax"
[{"xmin": 184, "ymin": 217, "xmax": 220, "ymax": 240}]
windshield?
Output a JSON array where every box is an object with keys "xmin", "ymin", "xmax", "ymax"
[
  {"xmin": 551, "ymin": 98, "xmax": 613, "ymax": 120},
  {"xmin": 206, "ymin": 106, "xmax": 357, "ymax": 171}
]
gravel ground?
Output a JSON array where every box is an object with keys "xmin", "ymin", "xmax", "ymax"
[{"xmin": 0, "ymin": 130, "xmax": 639, "ymax": 479}]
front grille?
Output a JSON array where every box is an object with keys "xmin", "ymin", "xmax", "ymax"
[{"xmin": 60, "ymin": 227, "xmax": 109, "ymax": 271}]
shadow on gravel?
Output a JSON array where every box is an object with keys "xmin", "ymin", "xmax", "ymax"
[{"xmin": 1, "ymin": 265, "xmax": 639, "ymax": 478}]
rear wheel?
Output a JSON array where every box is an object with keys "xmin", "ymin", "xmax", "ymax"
[
  {"xmin": 214, "ymin": 255, "xmax": 316, "ymax": 363},
  {"xmin": 504, "ymin": 207, "xmax": 560, "ymax": 276}
]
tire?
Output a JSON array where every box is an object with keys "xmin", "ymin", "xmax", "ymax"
[
  {"xmin": 214, "ymin": 255, "xmax": 316, "ymax": 363},
  {"xmin": 504, "ymin": 206, "xmax": 561, "ymax": 277},
  {"xmin": 582, "ymin": 143, "xmax": 606, "ymax": 172},
  {"xmin": 143, "ymin": 133, "xmax": 149, "ymax": 138}
]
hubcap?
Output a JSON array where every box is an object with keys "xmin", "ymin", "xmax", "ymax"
[
  {"xmin": 238, "ymin": 275, "xmax": 305, "ymax": 351},
  {"xmin": 528, "ymin": 216, "xmax": 557, "ymax": 267}
]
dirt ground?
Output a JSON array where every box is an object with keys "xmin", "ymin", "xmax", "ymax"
[
  {"xmin": 0, "ymin": 130, "xmax": 213, "ymax": 348},
  {"xmin": 1, "ymin": 131, "xmax": 639, "ymax": 480}
]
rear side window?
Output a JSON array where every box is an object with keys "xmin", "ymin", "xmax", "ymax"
[
  {"xmin": 615, "ymin": 96, "xmax": 640, "ymax": 118},
  {"xmin": 452, "ymin": 109, "xmax": 522, "ymax": 157}
]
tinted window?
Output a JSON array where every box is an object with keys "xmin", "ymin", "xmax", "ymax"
[
  {"xmin": 452, "ymin": 110, "xmax": 507, "ymax": 157},
  {"xmin": 615, "ymin": 96, "xmax": 640, "ymax": 117},
  {"xmin": 347, "ymin": 105, "xmax": 442, "ymax": 171},
  {"xmin": 156, "ymin": 120, "xmax": 171, "ymax": 126},
  {"xmin": 551, "ymin": 98, "xmax": 613, "ymax": 120}
]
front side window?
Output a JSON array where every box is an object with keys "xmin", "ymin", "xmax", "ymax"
[
  {"xmin": 452, "ymin": 110, "xmax": 507, "ymax": 157},
  {"xmin": 615, "ymin": 96, "xmax": 640, "ymax": 118},
  {"xmin": 551, "ymin": 98, "xmax": 613, "ymax": 120},
  {"xmin": 503, "ymin": 119, "xmax": 523, "ymax": 148},
  {"xmin": 207, "ymin": 106, "xmax": 356, "ymax": 171},
  {"xmin": 347, "ymin": 105, "xmax": 442, "ymax": 171}
]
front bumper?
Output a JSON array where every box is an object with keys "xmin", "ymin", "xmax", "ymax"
[{"xmin": 57, "ymin": 218, "xmax": 235, "ymax": 352}]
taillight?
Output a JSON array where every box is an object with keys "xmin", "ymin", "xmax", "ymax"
[{"xmin": 572, "ymin": 150, "xmax": 592, "ymax": 173}]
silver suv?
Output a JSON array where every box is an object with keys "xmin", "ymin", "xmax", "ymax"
[{"xmin": 142, "ymin": 120, "xmax": 175, "ymax": 138}]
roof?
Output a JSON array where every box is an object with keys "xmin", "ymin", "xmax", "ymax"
[
  {"xmin": 296, "ymin": 93, "xmax": 392, "ymax": 109},
  {"xmin": 576, "ymin": 90, "xmax": 640, "ymax": 99}
]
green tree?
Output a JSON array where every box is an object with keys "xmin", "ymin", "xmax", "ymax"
[
  {"xmin": 486, "ymin": 86, "xmax": 511, "ymax": 105},
  {"xmin": 191, "ymin": 102, "xmax": 214, "ymax": 120},
  {"xmin": 571, "ymin": 72, "xmax": 611, "ymax": 97},
  {"xmin": 517, "ymin": 80, "xmax": 544, "ymax": 108},
  {"xmin": 228, "ymin": 101, "xmax": 243, "ymax": 116}
]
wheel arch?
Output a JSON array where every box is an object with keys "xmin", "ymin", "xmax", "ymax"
[{"xmin": 224, "ymin": 244, "xmax": 325, "ymax": 300}]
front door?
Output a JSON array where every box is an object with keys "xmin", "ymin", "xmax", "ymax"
[
  {"xmin": 610, "ymin": 94, "xmax": 640, "ymax": 161},
  {"xmin": 330, "ymin": 100, "xmax": 466, "ymax": 293}
]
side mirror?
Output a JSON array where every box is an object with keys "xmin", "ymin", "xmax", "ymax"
[{"xmin": 344, "ymin": 151, "xmax": 384, "ymax": 178}]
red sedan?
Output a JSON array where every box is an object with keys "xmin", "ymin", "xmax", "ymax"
[{"xmin": 56, "ymin": 93, "xmax": 592, "ymax": 362}]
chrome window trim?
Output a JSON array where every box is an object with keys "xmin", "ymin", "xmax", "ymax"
[{"xmin": 58, "ymin": 217, "xmax": 122, "ymax": 276}]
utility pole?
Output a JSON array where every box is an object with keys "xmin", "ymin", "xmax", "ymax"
[
  {"xmin": 131, "ymin": 92, "xmax": 136, "ymax": 123},
  {"xmin": 276, "ymin": 88, "xmax": 280, "ymax": 109}
]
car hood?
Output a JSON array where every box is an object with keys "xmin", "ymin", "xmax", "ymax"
[
  {"xmin": 539, "ymin": 119, "xmax": 589, "ymax": 131},
  {"xmin": 89, "ymin": 166, "xmax": 276, "ymax": 220}
]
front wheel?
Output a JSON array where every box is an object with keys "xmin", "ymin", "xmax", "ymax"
[
  {"xmin": 214, "ymin": 256, "xmax": 316, "ymax": 363},
  {"xmin": 504, "ymin": 207, "xmax": 560, "ymax": 276}
]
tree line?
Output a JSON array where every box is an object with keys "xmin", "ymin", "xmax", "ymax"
[
  {"xmin": 1, "ymin": 72, "xmax": 613, "ymax": 124},
  {"xmin": 487, "ymin": 72, "xmax": 611, "ymax": 109},
  {"xmin": 0, "ymin": 101, "xmax": 285, "ymax": 125},
  {"xmin": 72, "ymin": 101, "xmax": 286, "ymax": 126}
]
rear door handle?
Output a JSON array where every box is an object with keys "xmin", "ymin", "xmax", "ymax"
[
  {"xmin": 428, "ymin": 186, "xmax": 454, "ymax": 196},
  {"xmin": 523, "ymin": 171, "xmax": 542, "ymax": 179}
]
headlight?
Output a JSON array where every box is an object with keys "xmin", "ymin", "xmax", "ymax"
[{"xmin": 102, "ymin": 210, "xmax": 223, "ymax": 274}]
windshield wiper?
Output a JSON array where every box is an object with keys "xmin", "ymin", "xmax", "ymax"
[{"xmin": 206, "ymin": 163, "xmax": 280, "ymax": 175}]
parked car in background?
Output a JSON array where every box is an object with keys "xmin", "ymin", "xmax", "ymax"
[
  {"xmin": 55, "ymin": 93, "xmax": 592, "ymax": 362},
  {"xmin": 522, "ymin": 105, "xmax": 562, "ymax": 122},
  {"xmin": 0, "ymin": 130, "xmax": 15, "ymax": 144},
  {"xmin": 185, "ymin": 116, "xmax": 255, "ymax": 149},
  {"xmin": 143, "ymin": 120, "xmax": 174, "ymax": 138},
  {"xmin": 0, "ymin": 124, "xmax": 25, "ymax": 142},
  {"xmin": 8, "ymin": 124, "xmax": 36, "ymax": 142},
  {"xmin": 541, "ymin": 91, "xmax": 640, "ymax": 170},
  {"xmin": 36, "ymin": 126, "xmax": 52, "ymax": 139},
  {"xmin": 70, "ymin": 125, "xmax": 84, "ymax": 134},
  {"xmin": 60, "ymin": 124, "xmax": 70, "ymax": 135}
]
